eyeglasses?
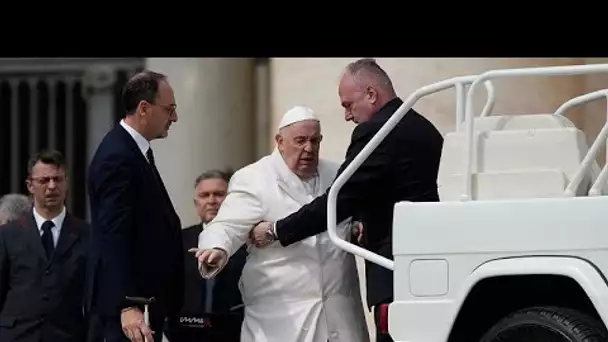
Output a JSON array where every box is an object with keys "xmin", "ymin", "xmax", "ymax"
[
  {"xmin": 141, "ymin": 99, "xmax": 177, "ymax": 116},
  {"xmin": 155, "ymin": 103, "xmax": 177, "ymax": 116},
  {"xmin": 30, "ymin": 175, "xmax": 66, "ymax": 185}
]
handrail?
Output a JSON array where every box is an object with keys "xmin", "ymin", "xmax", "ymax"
[
  {"xmin": 589, "ymin": 164, "xmax": 608, "ymax": 196},
  {"xmin": 569, "ymin": 120, "xmax": 608, "ymax": 196},
  {"xmin": 327, "ymin": 75, "xmax": 485, "ymax": 271},
  {"xmin": 463, "ymin": 64, "xmax": 608, "ymax": 201},
  {"xmin": 550, "ymin": 89, "xmax": 608, "ymax": 196},
  {"xmin": 554, "ymin": 89, "xmax": 608, "ymax": 117},
  {"xmin": 455, "ymin": 81, "xmax": 496, "ymax": 131},
  {"xmin": 479, "ymin": 81, "xmax": 496, "ymax": 118}
]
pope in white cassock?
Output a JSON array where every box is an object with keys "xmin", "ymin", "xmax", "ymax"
[{"xmin": 192, "ymin": 106, "xmax": 370, "ymax": 342}]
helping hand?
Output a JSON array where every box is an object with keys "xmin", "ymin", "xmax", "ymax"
[
  {"xmin": 250, "ymin": 221, "xmax": 275, "ymax": 248},
  {"xmin": 352, "ymin": 220, "xmax": 364, "ymax": 244}
]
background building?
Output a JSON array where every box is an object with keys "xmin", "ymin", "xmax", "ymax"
[{"xmin": 1, "ymin": 57, "xmax": 607, "ymax": 339}]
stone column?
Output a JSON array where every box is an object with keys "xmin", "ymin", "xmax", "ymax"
[{"xmin": 146, "ymin": 58, "xmax": 255, "ymax": 227}]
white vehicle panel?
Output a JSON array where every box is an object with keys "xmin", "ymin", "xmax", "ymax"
[
  {"xmin": 388, "ymin": 255, "xmax": 608, "ymax": 342},
  {"xmin": 392, "ymin": 196, "xmax": 608, "ymax": 256}
]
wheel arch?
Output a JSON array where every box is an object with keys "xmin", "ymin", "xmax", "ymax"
[{"xmin": 446, "ymin": 256, "xmax": 608, "ymax": 341}]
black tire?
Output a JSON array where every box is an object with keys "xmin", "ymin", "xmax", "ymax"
[{"xmin": 480, "ymin": 306, "xmax": 608, "ymax": 342}]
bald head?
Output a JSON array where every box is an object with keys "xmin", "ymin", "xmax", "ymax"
[
  {"xmin": 345, "ymin": 58, "xmax": 396, "ymax": 94},
  {"xmin": 339, "ymin": 58, "xmax": 397, "ymax": 124}
]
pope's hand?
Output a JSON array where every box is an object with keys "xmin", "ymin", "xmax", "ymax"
[
  {"xmin": 250, "ymin": 221, "xmax": 274, "ymax": 248},
  {"xmin": 188, "ymin": 248, "xmax": 227, "ymax": 276}
]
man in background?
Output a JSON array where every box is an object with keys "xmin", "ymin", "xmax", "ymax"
[
  {"xmin": 166, "ymin": 169, "xmax": 246, "ymax": 342},
  {"xmin": 0, "ymin": 149, "xmax": 91, "ymax": 342},
  {"xmin": 87, "ymin": 70, "xmax": 183, "ymax": 342},
  {"xmin": 0, "ymin": 193, "xmax": 32, "ymax": 225},
  {"xmin": 251, "ymin": 58, "xmax": 444, "ymax": 342}
]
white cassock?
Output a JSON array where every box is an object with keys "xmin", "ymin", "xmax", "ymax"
[{"xmin": 197, "ymin": 149, "xmax": 370, "ymax": 342}]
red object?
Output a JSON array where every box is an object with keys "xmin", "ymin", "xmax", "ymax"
[{"xmin": 378, "ymin": 303, "xmax": 389, "ymax": 334}]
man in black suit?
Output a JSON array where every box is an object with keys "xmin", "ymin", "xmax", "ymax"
[
  {"xmin": 87, "ymin": 70, "xmax": 184, "ymax": 342},
  {"xmin": 166, "ymin": 169, "xmax": 247, "ymax": 342},
  {"xmin": 0, "ymin": 149, "xmax": 91, "ymax": 342},
  {"xmin": 250, "ymin": 58, "xmax": 444, "ymax": 342}
]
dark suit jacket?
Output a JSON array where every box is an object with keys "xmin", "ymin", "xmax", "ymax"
[
  {"xmin": 275, "ymin": 97, "xmax": 444, "ymax": 308},
  {"xmin": 179, "ymin": 224, "xmax": 247, "ymax": 316},
  {"xmin": 86, "ymin": 124, "xmax": 184, "ymax": 318},
  {"xmin": 165, "ymin": 224, "xmax": 246, "ymax": 342},
  {"xmin": 0, "ymin": 212, "xmax": 90, "ymax": 342}
]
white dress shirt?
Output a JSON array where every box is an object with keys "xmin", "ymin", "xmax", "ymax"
[
  {"xmin": 119, "ymin": 120, "xmax": 151, "ymax": 162},
  {"xmin": 32, "ymin": 206, "xmax": 66, "ymax": 247}
]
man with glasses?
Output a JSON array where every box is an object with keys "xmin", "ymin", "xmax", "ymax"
[
  {"xmin": 87, "ymin": 70, "xmax": 183, "ymax": 342},
  {"xmin": 0, "ymin": 149, "xmax": 91, "ymax": 342}
]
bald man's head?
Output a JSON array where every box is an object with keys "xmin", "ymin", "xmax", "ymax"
[{"xmin": 338, "ymin": 58, "xmax": 397, "ymax": 124}]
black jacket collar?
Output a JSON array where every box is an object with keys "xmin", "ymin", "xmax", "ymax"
[{"xmin": 371, "ymin": 97, "xmax": 404, "ymax": 123}]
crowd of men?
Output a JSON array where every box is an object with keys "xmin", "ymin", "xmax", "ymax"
[{"xmin": 0, "ymin": 57, "xmax": 444, "ymax": 342}]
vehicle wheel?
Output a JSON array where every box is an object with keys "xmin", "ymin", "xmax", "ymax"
[{"xmin": 480, "ymin": 306, "xmax": 608, "ymax": 342}]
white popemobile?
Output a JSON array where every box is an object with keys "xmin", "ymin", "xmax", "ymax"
[{"xmin": 327, "ymin": 63, "xmax": 608, "ymax": 342}]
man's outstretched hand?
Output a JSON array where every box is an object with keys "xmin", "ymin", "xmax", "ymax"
[
  {"xmin": 250, "ymin": 221, "xmax": 275, "ymax": 248},
  {"xmin": 188, "ymin": 247, "xmax": 228, "ymax": 278}
]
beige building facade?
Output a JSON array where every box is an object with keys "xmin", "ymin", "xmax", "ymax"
[{"xmin": 148, "ymin": 57, "xmax": 608, "ymax": 340}]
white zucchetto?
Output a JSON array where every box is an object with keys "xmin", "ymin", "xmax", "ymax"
[{"xmin": 278, "ymin": 106, "xmax": 319, "ymax": 130}]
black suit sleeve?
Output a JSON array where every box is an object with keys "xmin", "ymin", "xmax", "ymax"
[
  {"xmin": 94, "ymin": 155, "xmax": 138, "ymax": 309},
  {"xmin": 276, "ymin": 122, "xmax": 391, "ymax": 246}
]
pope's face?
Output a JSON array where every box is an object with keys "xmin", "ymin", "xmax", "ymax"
[{"xmin": 276, "ymin": 120, "xmax": 323, "ymax": 179}]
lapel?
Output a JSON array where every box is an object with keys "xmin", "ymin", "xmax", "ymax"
[
  {"xmin": 115, "ymin": 124, "xmax": 149, "ymax": 165},
  {"xmin": 115, "ymin": 124, "xmax": 179, "ymax": 226},
  {"xmin": 271, "ymin": 149, "xmax": 312, "ymax": 206},
  {"xmin": 20, "ymin": 213, "xmax": 81, "ymax": 264},
  {"xmin": 53, "ymin": 214, "xmax": 80, "ymax": 260},
  {"xmin": 317, "ymin": 159, "xmax": 336, "ymax": 195},
  {"xmin": 114, "ymin": 124, "xmax": 158, "ymax": 188},
  {"xmin": 21, "ymin": 213, "xmax": 47, "ymax": 263},
  {"xmin": 147, "ymin": 158, "xmax": 180, "ymax": 227}
]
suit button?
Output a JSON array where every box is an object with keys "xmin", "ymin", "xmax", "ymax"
[
  {"xmin": 45, "ymin": 269, "xmax": 51, "ymax": 275},
  {"xmin": 42, "ymin": 294, "xmax": 49, "ymax": 300},
  {"xmin": 331, "ymin": 331, "xmax": 339, "ymax": 339}
]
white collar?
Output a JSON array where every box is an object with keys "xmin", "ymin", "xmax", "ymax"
[
  {"xmin": 120, "ymin": 119, "xmax": 150, "ymax": 158},
  {"xmin": 33, "ymin": 206, "xmax": 66, "ymax": 232}
]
